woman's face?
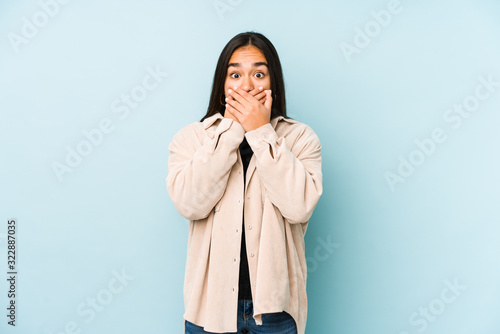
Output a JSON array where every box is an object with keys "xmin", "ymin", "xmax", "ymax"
[{"xmin": 224, "ymin": 45, "xmax": 271, "ymax": 95}]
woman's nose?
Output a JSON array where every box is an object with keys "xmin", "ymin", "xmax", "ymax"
[{"xmin": 241, "ymin": 76, "xmax": 253, "ymax": 91}]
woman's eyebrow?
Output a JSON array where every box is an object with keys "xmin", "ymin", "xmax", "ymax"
[{"xmin": 228, "ymin": 62, "xmax": 268, "ymax": 68}]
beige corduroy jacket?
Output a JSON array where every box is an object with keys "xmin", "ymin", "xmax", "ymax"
[{"xmin": 166, "ymin": 112, "xmax": 323, "ymax": 334}]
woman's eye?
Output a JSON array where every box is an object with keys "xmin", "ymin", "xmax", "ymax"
[
  {"xmin": 230, "ymin": 73, "xmax": 240, "ymax": 79},
  {"xmin": 255, "ymin": 72, "xmax": 265, "ymax": 78}
]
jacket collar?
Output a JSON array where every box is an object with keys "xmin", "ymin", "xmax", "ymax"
[{"xmin": 202, "ymin": 112, "xmax": 297, "ymax": 130}]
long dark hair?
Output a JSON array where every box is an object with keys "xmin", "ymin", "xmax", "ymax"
[{"xmin": 200, "ymin": 31, "xmax": 290, "ymax": 122}]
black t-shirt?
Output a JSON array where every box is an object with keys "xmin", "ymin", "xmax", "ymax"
[{"xmin": 238, "ymin": 137, "xmax": 253, "ymax": 300}]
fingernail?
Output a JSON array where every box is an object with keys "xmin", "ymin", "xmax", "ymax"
[
  {"xmin": 233, "ymin": 86, "xmax": 237, "ymax": 90},
  {"xmin": 228, "ymin": 89, "xmax": 232, "ymax": 93},
  {"xmin": 225, "ymin": 97, "xmax": 229, "ymax": 101},
  {"xmin": 259, "ymin": 87, "xmax": 263, "ymax": 90}
]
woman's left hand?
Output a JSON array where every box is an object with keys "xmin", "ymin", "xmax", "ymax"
[{"xmin": 225, "ymin": 87, "xmax": 273, "ymax": 132}]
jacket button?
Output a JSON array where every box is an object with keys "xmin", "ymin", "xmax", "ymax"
[
  {"xmin": 233, "ymin": 258, "xmax": 237, "ymax": 262},
  {"xmin": 207, "ymin": 132, "xmax": 215, "ymax": 139},
  {"xmin": 236, "ymin": 229, "xmax": 239, "ymax": 233},
  {"xmin": 250, "ymin": 252, "xmax": 254, "ymax": 257},
  {"xmin": 247, "ymin": 225, "xmax": 252, "ymax": 230},
  {"xmin": 246, "ymin": 195, "xmax": 250, "ymax": 199}
]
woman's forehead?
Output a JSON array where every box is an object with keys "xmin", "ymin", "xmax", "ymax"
[{"xmin": 229, "ymin": 46, "xmax": 267, "ymax": 65}]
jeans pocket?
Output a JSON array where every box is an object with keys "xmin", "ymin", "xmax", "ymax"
[{"xmin": 261, "ymin": 311, "xmax": 297, "ymax": 329}]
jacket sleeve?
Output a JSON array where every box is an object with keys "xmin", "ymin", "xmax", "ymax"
[
  {"xmin": 244, "ymin": 122, "xmax": 323, "ymax": 224},
  {"xmin": 166, "ymin": 118, "xmax": 245, "ymax": 221}
]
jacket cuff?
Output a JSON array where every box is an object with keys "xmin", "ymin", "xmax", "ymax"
[
  {"xmin": 205, "ymin": 118, "xmax": 245, "ymax": 154},
  {"xmin": 244, "ymin": 122, "xmax": 278, "ymax": 150}
]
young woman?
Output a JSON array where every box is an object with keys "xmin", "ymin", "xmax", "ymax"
[{"xmin": 166, "ymin": 31, "xmax": 323, "ymax": 334}]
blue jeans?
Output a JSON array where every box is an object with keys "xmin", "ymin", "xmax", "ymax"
[{"xmin": 185, "ymin": 299, "xmax": 297, "ymax": 334}]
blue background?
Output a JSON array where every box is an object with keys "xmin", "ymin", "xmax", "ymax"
[{"xmin": 1, "ymin": 0, "xmax": 499, "ymax": 333}]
